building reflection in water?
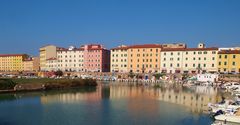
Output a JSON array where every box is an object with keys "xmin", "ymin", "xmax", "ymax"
[{"xmin": 40, "ymin": 83, "xmax": 222, "ymax": 114}]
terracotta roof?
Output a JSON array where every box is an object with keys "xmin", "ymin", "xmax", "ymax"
[
  {"xmin": 46, "ymin": 57, "xmax": 57, "ymax": 60},
  {"xmin": 128, "ymin": 44, "xmax": 162, "ymax": 49},
  {"xmin": 0, "ymin": 54, "xmax": 27, "ymax": 57},
  {"xmin": 218, "ymin": 50, "xmax": 240, "ymax": 54},
  {"xmin": 161, "ymin": 47, "xmax": 218, "ymax": 52},
  {"xmin": 111, "ymin": 46, "xmax": 129, "ymax": 50}
]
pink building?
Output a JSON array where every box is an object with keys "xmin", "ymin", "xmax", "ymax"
[{"xmin": 83, "ymin": 44, "xmax": 110, "ymax": 72}]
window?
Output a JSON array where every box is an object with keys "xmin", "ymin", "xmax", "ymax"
[
  {"xmin": 171, "ymin": 52, "xmax": 173, "ymax": 55},
  {"xmin": 212, "ymin": 57, "xmax": 215, "ymax": 60},
  {"xmin": 170, "ymin": 63, "xmax": 173, "ymax": 67},
  {"xmin": 212, "ymin": 64, "xmax": 214, "ymax": 67},
  {"xmin": 204, "ymin": 57, "xmax": 206, "ymax": 60},
  {"xmin": 177, "ymin": 58, "xmax": 180, "ymax": 61},
  {"xmin": 203, "ymin": 51, "xmax": 207, "ymax": 54},
  {"xmin": 219, "ymin": 62, "xmax": 221, "ymax": 65},
  {"xmin": 193, "ymin": 57, "xmax": 196, "ymax": 60},
  {"xmin": 233, "ymin": 62, "xmax": 236, "ymax": 66},
  {"xmin": 224, "ymin": 55, "xmax": 227, "ymax": 59},
  {"xmin": 193, "ymin": 52, "xmax": 196, "ymax": 54},
  {"xmin": 177, "ymin": 63, "xmax": 179, "ymax": 67},
  {"xmin": 185, "ymin": 58, "xmax": 188, "ymax": 60},
  {"xmin": 233, "ymin": 55, "xmax": 236, "ymax": 58},
  {"xmin": 199, "ymin": 57, "xmax": 201, "ymax": 60},
  {"xmin": 185, "ymin": 64, "xmax": 188, "ymax": 67},
  {"xmin": 203, "ymin": 64, "xmax": 206, "ymax": 67},
  {"xmin": 163, "ymin": 63, "xmax": 166, "ymax": 67},
  {"xmin": 164, "ymin": 52, "xmax": 166, "ymax": 55},
  {"xmin": 219, "ymin": 55, "xmax": 221, "ymax": 58},
  {"xmin": 224, "ymin": 62, "xmax": 227, "ymax": 65},
  {"xmin": 186, "ymin": 52, "xmax": 188, "ymax": 55},
  {"xmin": 193, "ymin": 64, "xmax": 195, "ymax": 67}
]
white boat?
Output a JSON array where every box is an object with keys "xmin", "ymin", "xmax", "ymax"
[
  {"xmin": 214, "ymin": 108, "xmax": 240, "ymax": 124},
  {"xmin": 208, "ymin": 100, "xmax": 240, "ymax": 114}
]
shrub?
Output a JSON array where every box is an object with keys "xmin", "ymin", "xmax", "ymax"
[{"xmin": 0, "ymin": 79, "xmax": 17, "ymax": 90}]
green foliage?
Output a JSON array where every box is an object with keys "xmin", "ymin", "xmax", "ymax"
[
  {"xmin": 45, "ymin": 79, "xmax": 97, "ymax": 90},
  {"xmin": 0, "ymin": 79, "xmax": 17, "ymax": 90},
  {"xmin": 153, "ymin": 73, "xmax": 165, "ymax": 80},
  {"xmin": 54, "ymin": 70, "xmax": 63, "ymax": 77},
  {"xmin": 128, "ymin": 72, "xmax": 135, "ymax": 78}
]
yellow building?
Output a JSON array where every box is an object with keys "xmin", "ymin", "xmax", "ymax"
[
  {"xmin": 110, "ymin": 45, "xmax": 128, "ymax": 73},
  {"xmin": 39, "ymin": 45, "xmax": 57, "ymax": 71},
  {"xmin": 0, "ymin": 54, "xmax": 28, "ymax": 72},
  {"xmin": 218, "ymin": 50, "xmax": 240, "ymax": 73},
  {"xmin": 127, "ymin": 44, "xmax": 162, "ymax": 73}
]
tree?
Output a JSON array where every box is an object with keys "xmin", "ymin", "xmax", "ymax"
[{"xmin": 54, "ymin": 70, "xmax": 63, "ymax": 77}]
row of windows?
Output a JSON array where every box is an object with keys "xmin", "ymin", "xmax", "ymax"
[
  {"xmin": 162, "ymin": 63, "xmax": 215, "ymax": 68},
  {"xmin": 130, "ymin": 49, "xmax": 159, "ymax": 52},
  {"xmin": 219, "ymin": 62, "xmax": 237, "ymax": 66},
  {"xmin": 111, "ymin": 64, "xmax": 127, "ymax": 67},
  {"xmin": 58, "ymin": 55, "xmax": 84, "ymax": 58},
  {"xmin": 130, "ymin": 64, "xmax": 159, "ymax": 68},
  {"xmin": 112, "ymin": 59, "xmax": 127, "ymax": 62},
  {"xmin": 130, "ymin": 59, "xmax": 158, "ymax": 63},
  {"xmin": 112, "ymin": 54, "xmax": 127, "ymax": 57},
  {"xmin": 55, "ymin": 59, "xmax": 84, "ymax": 63},
  {"xmin": 219, "ymin": 55, "xmax": 237, "ymax": 59},
  {"xmin": 130, "ymin": 53, "xmax": 159, "ymax": 57},
  {"xmin": 163, "ymin": 51, "xmax": 216, "ymax": 55},
  {"xmin": 163, "ymin": 57, "xmax": 215, "ymax": 61}
]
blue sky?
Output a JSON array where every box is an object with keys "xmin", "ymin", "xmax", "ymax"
[{"xmin": 0, "ymin": 0, "xmax": 240, "ymax": 56}]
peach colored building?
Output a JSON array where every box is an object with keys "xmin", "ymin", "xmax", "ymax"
[
  {"xmin": 127, "ymin": 44, "xmax": 162, "ymax": 73},
  {"xmin": 83, "ymin": 44, "xmax": 110, "ymax": 72}
]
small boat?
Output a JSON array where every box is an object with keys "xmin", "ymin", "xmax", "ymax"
[
  {"xmin": 208, "ymin": 100, "xmax": 240, "ymax": 114},
  {"xmin": 214, "ymin": 109, "xmax": 240, "ymax": 124}
]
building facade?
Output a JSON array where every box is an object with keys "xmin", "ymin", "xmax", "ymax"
[
  {"xmin": 218, "ymin": 50, "xmax": 240, "ymax": 73},
  {"xmin": 56, "ymin": 46, "xmax": 84, "ymax": 72},
  {"xmin": 83, "ymin": 44, "xmax": 110, "ymax": 72},
  {"xmin": 161, "ymin": 43, "xmax": 218, "ymax": 73},
  {"xmin": 127, "ymin": 44, "xmax": 162, "ymax": 73},
  {"xmin": 110, "ymin": 45, "xmax": 128, "ymax": 73},
  {"xmin": 39, "ymin": 45, "xmax": 57, "ymax": 71},
  {"xmin": 0, "ymin": 54, "xmax": 28, "ymax": 72},
  {"xmin": 23, "ymin": 57, "xmax": 40, "ymax": 72}
]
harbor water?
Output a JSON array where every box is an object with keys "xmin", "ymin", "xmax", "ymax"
[{"xmin": 0, "ymin": 81, "xmax": 231, "ymax": 125}]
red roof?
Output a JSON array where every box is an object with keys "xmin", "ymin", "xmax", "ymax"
[
  {"xmin": 161, "ymin": 47, "xmax": 218, "ymax": 52},
  {"xmin": 218, "ymin": 50, "xmax": 240, "ymax": 54},
  {"xmin": 0, "ymin": 54, "xmax": 27, "ymax": 57},
  {"xmin": 46, "ymin": 57, "xmax": 57, "ymax": 60},
  {"xmin": 128, "ymin": 44, "xmax": 162, "ymax": 49},
  {"xmin": 111, "ymin": 46, "xmax": 129, "ymax": 50}
]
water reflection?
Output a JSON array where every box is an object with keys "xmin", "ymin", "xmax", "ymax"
[
  {"xmin": 39, "ymin": 82, "xmax": 223, "ymax": 114},
  {"xmin": 0, "ymin": 82, "xmax": 223, "ymax": 125}
]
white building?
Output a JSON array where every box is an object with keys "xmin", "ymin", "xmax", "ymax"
[
  {"xmin": 160, "ymin": 43, "xmax": 218, "ymax": 74},
  {"xmin": 46, "ymin": 57, "xmax": 57, "ymax": 71},
  {"xmin": 56, "ymin": 46, "xmax": 84, "ymax": 72}
]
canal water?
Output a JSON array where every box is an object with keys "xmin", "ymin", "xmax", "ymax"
[{"xmin": 0, "ymin": 82, "xmax": 228, "ymax": 125}]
